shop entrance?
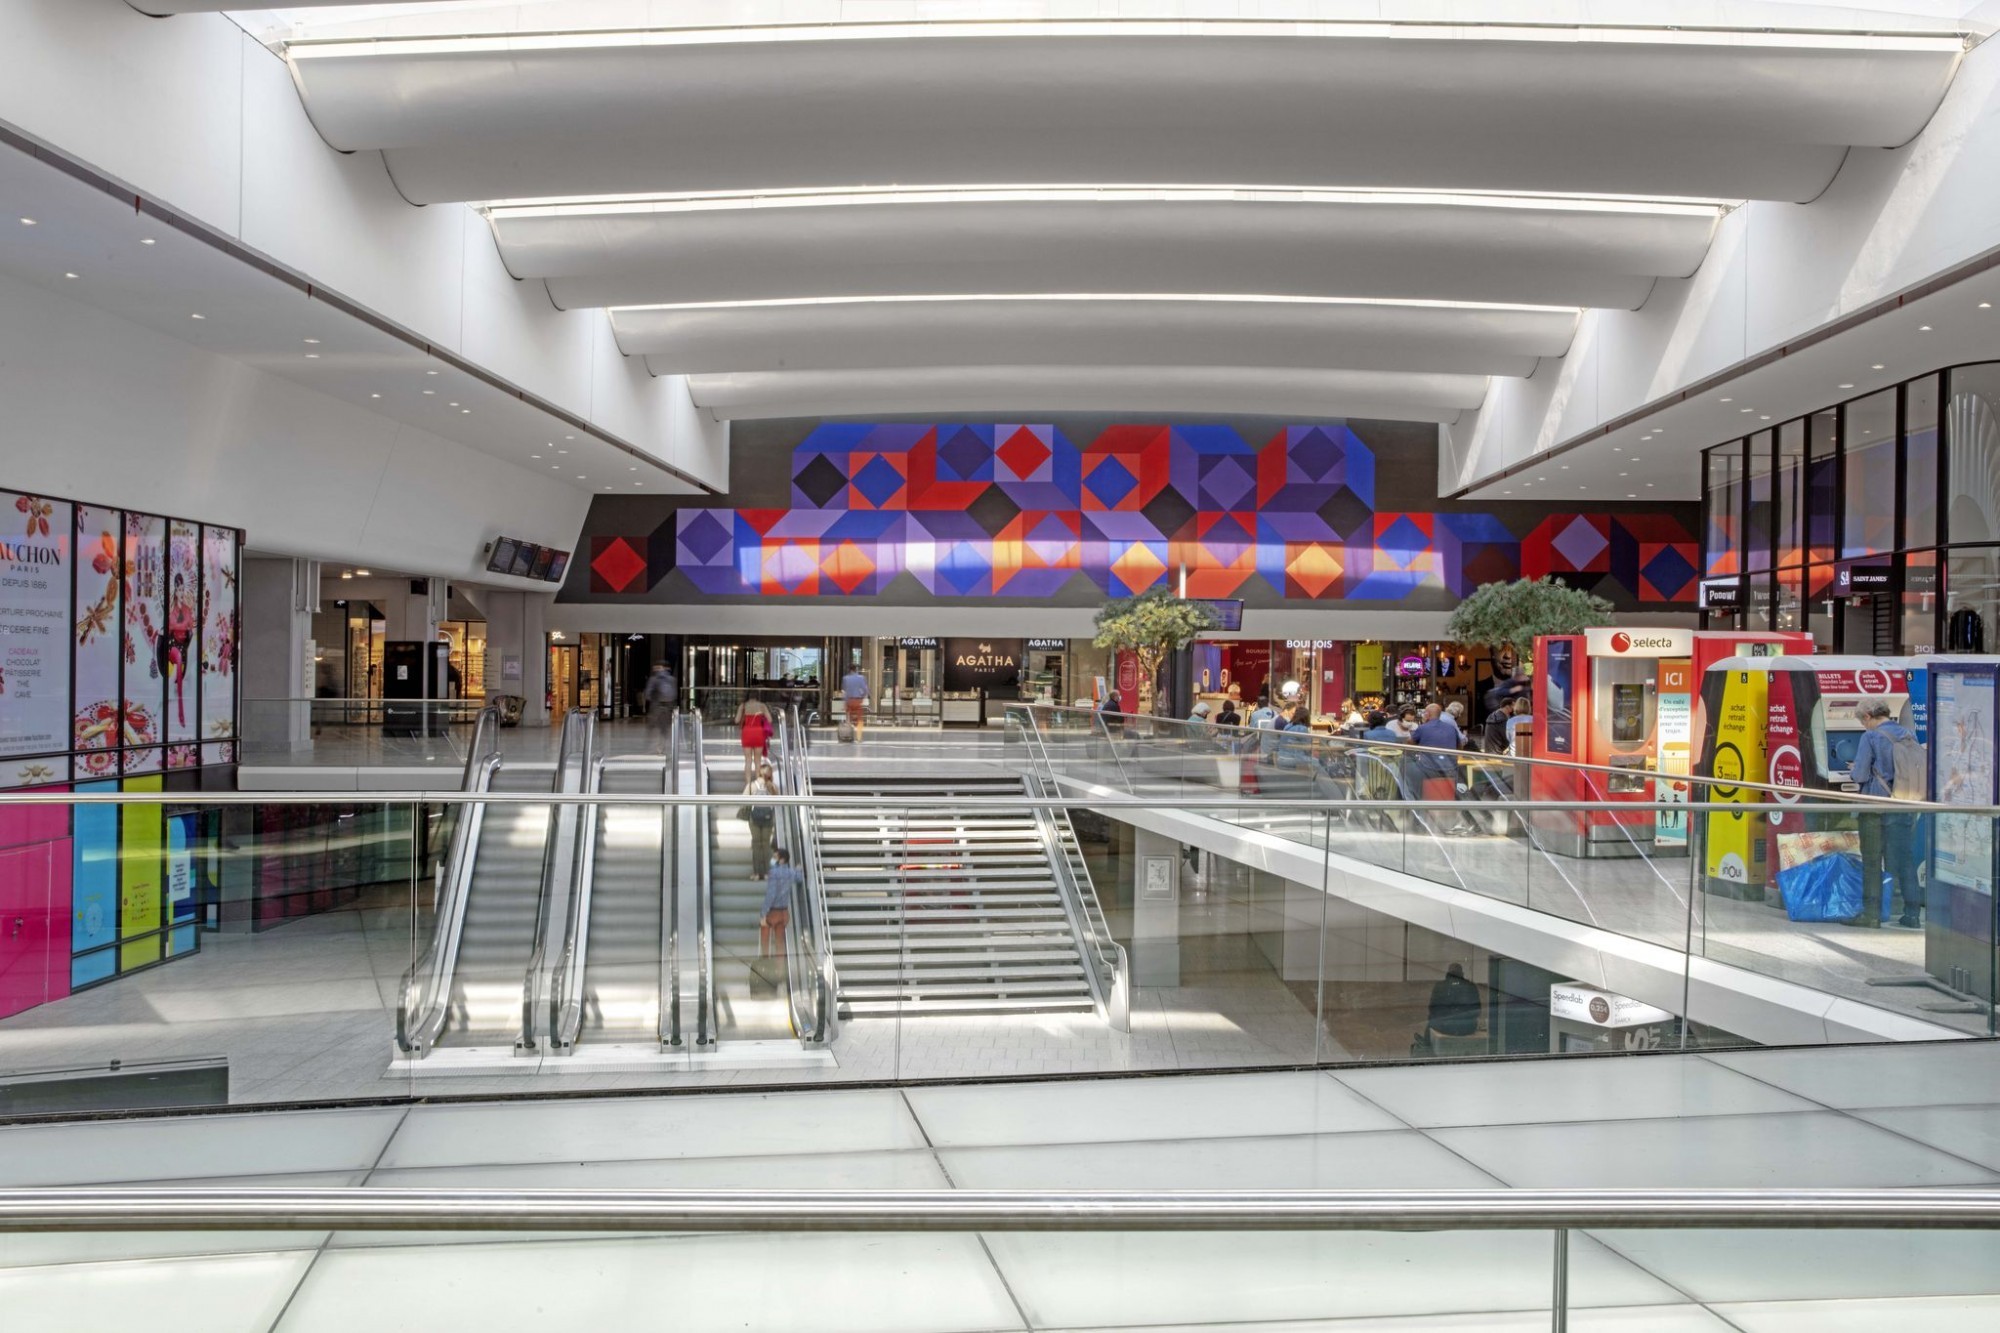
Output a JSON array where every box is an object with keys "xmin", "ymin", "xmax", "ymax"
[{"xmin": 547, "ymin": 641, "xmax": 582, "ymax": 718}]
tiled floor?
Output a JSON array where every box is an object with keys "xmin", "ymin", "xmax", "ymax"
[{"xmin": 1, "ymin": 1043, "xmax": 1996, "ymax": 1330}]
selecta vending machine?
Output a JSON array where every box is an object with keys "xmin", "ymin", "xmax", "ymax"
[
  {"xmin": 1531, "ymin": 629, "xmax": 1812, "ymax": 858},
  {"xmin": 1697, "ymin": 655, "xmax": 1921, "ymax": 900}
]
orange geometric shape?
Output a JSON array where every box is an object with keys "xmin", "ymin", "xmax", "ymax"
[
  {"xmin": 821, "ymin": 540, "xmax": 876, "ymax": 594},
  {"xmin": 1109, "ymin": 541, "xmax": 1168, "ymax": 594},
  {"xmin": 1285, "ymin": 542, "xmax": 1343, "ymax": 598}
]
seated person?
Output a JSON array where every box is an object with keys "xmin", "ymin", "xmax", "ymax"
[{"xmin": 1426, "ymin": 963, "xmax": 1483, "ymax": 1042}]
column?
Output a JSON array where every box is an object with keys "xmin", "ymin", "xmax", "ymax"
[
  {"xmin": 1130, "ymin": 826, "xmax": 1182, "ymax": 986},
  {"xmin": 239, "ymin": 556, "xmax": 315, "ymax": 754},
  {"xmin": 480, "ymin": 590, "xmax": 551, "ymax": 725}
]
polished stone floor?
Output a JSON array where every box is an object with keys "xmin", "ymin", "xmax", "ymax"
[{"xmin": 1, "ymin": 1043, "xmax": 1996, "ymax": 1331}]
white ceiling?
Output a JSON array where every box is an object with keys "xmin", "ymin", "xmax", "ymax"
[
  {"xmin": 0, "ymin": 139, "xmax": 697, "ymax": 499},
  {"xmin": 122, "ymin": 4, "xmax": 1985, "ymax": 430}
]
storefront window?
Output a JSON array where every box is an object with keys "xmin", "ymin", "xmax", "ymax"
[
  {"xmin": 1948, "ymin": 363, "xmax": 2000, "ymax": 546},
  {"xmin": 1905, "ymin": 374, "xmax": 1939, "ymax": 549},
  {"xmin": 1744, "ymin": 430, "xmax": 1774, "ymax": 571},
  {"xmin": 1842, "ymin": 389, "xmax": 1897, "ymax": 558},
  {"xmin": 1703, "ymin": 443, "xmax": 1743, "ymax": 577},
  {"xmin": 1807, "ymin": 564, "xmax": 1836, "ymax": 650},
  {"xmin": 1946, "ymin": 547, "xmax": 2000, "ymax": 654},
  {"xmin": 1774, "ymin": 567, "xmax": 1804, "ymax": 632},
  {"xmin": 1902, "ymin": 549, "xmax": 1938, "ymax": 656}
]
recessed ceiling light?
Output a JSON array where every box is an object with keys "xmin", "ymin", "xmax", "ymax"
[
  {"xmin": 1647, "ymin": 483, "xmax": 1656, "ymax": 487},
  {"xmin": 448, "ymin": 402, "xmax": 459, "ymax": 407},
  {"xmin": 1760, "ymin": 415, "xmax": 1771, "ymax": 420},
  {"xmin": 355, "ymin": 568, "xmax": 371, "ymax": 576},
  {"xmin": 305, "ymin": 353, "xmax": 319, "ymax": 359},
  {"xmin": 189, "ymin": 313, "xmax": 204, "ymax": 320},
  {"xmin": 303, "ymin": 338, "xmax": 319, "ymax": 345},
  {"xmin": 340, "ymin": 570, "xmax": 352, "ymax": 580},
  {"xmin": 564, "ymin": 435, "xmax": 574, "ymax": 441},
  {"xmin": 1740, "ymin": 408, "xmax": 1753, "ymax": 413},
  {"xmin": 557, "ymin": 449, "xmax": 568, "ymax": 455},
  {"xmin": 1872, "ymin": 364, "xmax": 1885, "ymax": 370},
  {"xmin": 370, "ymin": 392, "xmax": 381, "ymax": 398},
  {"xmin": 426, "ymin": 369, "xmax": 439, "ymax": 376},
  {"xmin": 460, "ymin": 409, "xmax": 470, "ymax": 414},
  {"xmin": 1627, "ymin": 494, "xmax": 1637, "ymax": 499},
  {"xmin": 139, "ymin": 237, "xmax": 155, "ymax": 245},
  {"xmin": 62, "ymin": 271, "xmax": 77, "ymax": 280},
  {"xmin": 633, "ymin": 482, "xmax": 643, "ymax": 487},
  {"xmin": 1619, "ymin": 472, "xmax": 1629, "ymax": 477},
  {"xmin": 629, "ymin": 467, "xmax": 638, "ymax": 471},
  {"xmin": 422, "ymin": 389, "xmax": 434, "ymax": 395},
  {"xmin": 18, "ymin": 217, "xmax": 35, "ymax": 226},
  {"xmin": 550, "ymin": 465, "xmax": 559, "ymax": 470},
  {"xmin": 1560, "ymin": 465, "xmax": 1569, "ymax": 470},
  {"xmin": 1918, "ymin": 325, "xmax": 1932, "ymax": 331},
  {"xmin": 531, "ymin": 454, "xmax": 541, "ymax": 459},
  {"xmin": 1719, "ymin": 397, "xmax": 1732, "ymax": 403},
  {"xmin": 602, "ymin": 486, "xmax": 613, "ymax": 491},
  {"xmin": 1981, "ymin": 302, "xmax": 1993, "ymax": 310},
  {"xmin": 1838, "ymin": 383, "xmax": 1854, "ymax": 389},
  {"xmin": 576, "ymin": 475, "xmax": 586, "ymax": 480}
]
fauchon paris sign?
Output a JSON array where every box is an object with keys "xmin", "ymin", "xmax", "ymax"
[{"xmin": 942, "ymin": 638, "xmax": 1024, "ymax": 692}]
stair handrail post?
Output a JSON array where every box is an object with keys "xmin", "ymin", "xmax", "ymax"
[{"xmin": 397, "ymin": 700, "xmax": 504, "ymax": 1056}]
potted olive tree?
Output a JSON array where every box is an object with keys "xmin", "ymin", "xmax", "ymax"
[{"xmin": 1445, "ymin": 576, "xmax": 1616, "ymax": 671}]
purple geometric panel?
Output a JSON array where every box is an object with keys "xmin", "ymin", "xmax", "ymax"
[
  {"xmin": 1551, "ymin": 515, "xmax": 1610, "ymax": 569},
  {"xmin": 1376, "ymin": 514, "xmax": 1430, "ymax": 570},
  {"xmin": 935, "ymin": 541, "xmax": 993, "ymax": 596},
  {"xmin": 1199, "ymin": 455, "xmax": 1255, "ymax": 511},
  {"xmin": 851, "ymin": 454, "xmax": 906, "ymax": 508},
  {"xmin": 1083, "ymin": 456, "xmax": 1138, "ymax": 508},
  {"xmin": 792, "ymin": 451, "xmax": 850, "ymax": 510},
  {"xmin": 768, "ymin": 510, "xmax": 843, "ymax": 539},
  {"xmin": 936, "ymin": 424, "xmax": 995, "ymax": 482},
  {"xmin": 1289, "ymin": 427, "xmax": 1345, "ymax": 483},
  {"xmin": 1641, "ymin": 543, "xmax": 1697, "ymax": 600},
  {"xmin": 677, "ymin": 509, "xmax": 734, "ymax": 565}
]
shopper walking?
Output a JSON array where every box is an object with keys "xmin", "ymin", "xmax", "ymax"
[
  {"xmin": 760, "ymin": 847, "xmax": 800, "ymax": 958},
  {"xmin": 840, "ymin": 663, "xmax": 869, "ymax": 741},
  {"xmin": 1846, "ymin": 700, "xmax": 1924, "ymax": 929},
  {"xmin": 642, "ymin": 663, "xmax": 678, "ymax": 753},
  {"xmin": 737, "ymin": 692, "xmax": 773, "ymax": 782},
  {"xmin": 743, "ymin": 761, "xmax": 778, "ymax": 877},
  {"xmin": 1413, "ymin": 704, "xmax": 1475, "ymax": 835}
]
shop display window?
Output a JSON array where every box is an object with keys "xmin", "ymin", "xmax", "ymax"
[
  {"xmin": 1842, "ymin": 389, "xmax": 1897, "ymax": 559},
  {"xmin": 1905, "ymin": 376, "xmax": 1940, "ymax": 549}
]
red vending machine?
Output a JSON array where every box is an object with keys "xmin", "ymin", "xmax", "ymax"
[{"xmin": 1530, "ymin": 629, "xmax": 1812, "ymax": 858}]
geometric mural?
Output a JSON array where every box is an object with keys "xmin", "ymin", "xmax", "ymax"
[{"xmin": 618, "ymin": 422, "xmax": 1696, "ymax": 604}]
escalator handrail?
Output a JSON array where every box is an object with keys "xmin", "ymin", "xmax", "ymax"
[
  {"xmin": 783, "ymin": 704, "xmax": 839, "ymax": 1044},
  {"xmin": 691, "ymin": 712, "xmax": 716, "ymax": 1047},
  {"xmin": 519, "ymin": 709, "xmax": 594, "ymax": 1053},
  {"xmin": 771, "ymin": 713, "xmax": 818, "ymax": 1044},
  {"xmin": 396, "ymin": 701, "xmax": 504, "ymax": 1056},
  {"xmin": 658, "ymin": 710, "xmax": 682, "ymax": 1049}
]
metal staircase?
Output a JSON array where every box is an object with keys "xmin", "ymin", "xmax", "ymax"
[{"xmin": 809, "ymin": 774, "xmax": 1105, "ymax": 1018}]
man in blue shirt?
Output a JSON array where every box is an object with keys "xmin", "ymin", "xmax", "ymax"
[
  {"xmin": 1411, "ymin": 704, "xmax": 1475, "ymax": 835},
  {"xmin": 1847, "ymin": 701, "xmax": 1923, "ymax": 928},
  {"xmin": 840, "ymin": 665, "xmax": 869, "ymax": 740}
]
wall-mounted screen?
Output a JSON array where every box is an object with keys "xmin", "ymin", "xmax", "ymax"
[
  {"xmin": 545, "ymin": 551, "xmax": 570, "ymax": 583},
  {"xmin": 507, "ymin": 542, "xmax": 536, "ymax": 578},
  {"xmin": 528, "ymin": 546, "xmax": 554, "ymax": 580},
  {"xmin": 487, "ymin": 538, "xmax": 520, "ymax": 575}
]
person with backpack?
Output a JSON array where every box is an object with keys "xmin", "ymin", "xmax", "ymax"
[
  {"xmin": 743, "ymin": 761, "xmax": 778, "ymax": 877},
  {"xmin": 1846, "ymin": 700, "xmax": 1925, "ymax": 929}
]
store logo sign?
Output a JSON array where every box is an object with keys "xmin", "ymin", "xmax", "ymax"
[{"xmin": 1586, "ymin": 628, "xmax": 1691, "ymax": 657}]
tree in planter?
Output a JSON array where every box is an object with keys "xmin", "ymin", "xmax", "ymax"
[
  {"xmin": 1092, "ymin": 587, "xmax": 1218, "ymax": 715},
  {"xmin": 1445, "ymin": 576, "xmax": 1616, "ymax": 670}
]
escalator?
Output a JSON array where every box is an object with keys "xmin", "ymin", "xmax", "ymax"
[
  {"xmin": 437, "ymin": 762, "xmax": 555, "ymax": 1050},
  {"xmin": 563, "ymin": 759, "xmax": 674, "ymax": 1048}
]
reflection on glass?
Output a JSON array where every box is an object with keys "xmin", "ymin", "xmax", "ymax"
[{"xmin": 1843, "ymin": 388, "xmax": 1897, "ymax": 558}]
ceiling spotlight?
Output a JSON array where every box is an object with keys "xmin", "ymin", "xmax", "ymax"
[
  {"xmin": 603, "ymin": 486, "xmax": 613, "ymax": 491},
  {"xmin": 550, "ymin": 465, "xmax": 559, "ymax": 470},
  {"xmin": 422, "ymin": 389, "xmax": 435, "ymax": 395},
  {"xmin": 1838, "ymin": 383, "xmax": 1854, "ymax": 389},
  {"xmin": 1872, "ymin": 364, "xmax": 1886, "ymax": 370},
  {"xmin": 340, "ymin": 570, "xmax": 353, "ymax": 580},
  {"xmin": 629, "ymin": 466, "xmax": 638, "ymax": 471},
  {"xmin": 1760, "ymin": 415, "xmax": 1771, "ymax": 420},
  {"xmin": 140, "ymin": 237, "xmax": 155, "ymax": 246},
  {"xmin": 1627, "ymin": 494, "xmax": 1637, "ymax": 499},
  {"xmin": 355, "ymin": 569, "xmax": 371, "ymax": 576},
  {"xmin": 564, "ymin": 435, "xmax": 574, "ymax": 440},
  {"xmin": 303, "ymin": 338, "xmax": 320, "ymax": 345},
  {"xmin": 1740, "ymin": 408, "xmax": 1753, "ymax": 413},
  {"xmin": 1619, "ymin": 472, "xmax": 1629, "ymax": 477},
  {"xmin": 1719, "ymin": 397, "xmax": 1732, "ymax": 403},
  {"xmin": 576, "ymin": 475, "xmax": 586, "ymax": 480},
  {"xmin": 189, "ymin": 313, "xmax": 204, "ymax": 320},
  {"xmin": 448, "ymin": 402, "xmax": 459, "ymax": 407},
  {"xmin": 633, "ymin": 482, "xmax": 643, "ymax": 487},
  {"xmin": 18, "ymin": 217, "xmax": 35, "ymax": 226},
  {"xmin": 370, "ymin": 392, "xmax": 381, "ymax": 398},
  {"xmin": 426, "ymin": 369, "xmax": 439, "ymax": 376},
  {"xmin": 305, "ymin": 353, "xmax": 319, "ymax": 359},
  {"xmin": 531, "ymin": 454, "xmax": 541, "ymax": 459},
  {"xmin": 62, "ymin": 271, "xmax": 77, "ymax": 280},
  {"xmin": 1918, "ymin": 325, "xmax": 1932, "ymax": 332},
  {"xmin": 460, "ymin": 409, "xmax": 470, "ymax": 414},
  {"xmin": 1560, "ymin": 465, "xmax": 1570, "ymax": 470},
  {"xmin": 1981, "ymin": 302, "xmax": 1993, "ymax": 310}
]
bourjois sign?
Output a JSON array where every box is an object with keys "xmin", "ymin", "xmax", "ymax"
[{"xmin": 942, "ymin": 638, "xmax": 1024, "ymax": 692}]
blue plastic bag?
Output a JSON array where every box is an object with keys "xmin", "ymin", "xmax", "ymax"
[{"xmin": 1778, "ymin": 852, "xmax": 1863, "ymax": 922}]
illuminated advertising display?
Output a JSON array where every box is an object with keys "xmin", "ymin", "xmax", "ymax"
[
  {"xmin": 121, "ymin": 512, "xmax": 165, "ymax": 768},
  {"xmin": 119, "ymin": 774, "xmax": 164, "ymax": 970},
  {"xmin": 200, "ymin": 525, "xmax": 237, "ymax": 765},
  {"xmin": 0, "ymin": 490, "xmax": 74, "ymax": 775},
  {"xmin": 1655, "ymin": 661, "xmax": 1694, "ymax": 848},
  {"xmin": 166, "ymin": 520, "xmax": 199, "ymax": 754},
  {"xmin": 73, "ymin": 504, "xmax": 124, "ymax": 778},
  {"xmin": 166, "ymin": 810, "xmax": 198, "ymax": 955},
  {"xmin": 1701, "ymin": 667, "xmax": 1771, "ymax": 892},
  {"xmin": 1930, "ymin": 665, "xmax": 1996, "ymax": 895}
]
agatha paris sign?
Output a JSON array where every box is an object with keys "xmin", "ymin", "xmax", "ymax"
[{"xmin": 942, "ymin": 638, "xmax": 1024, "ymax": 692}]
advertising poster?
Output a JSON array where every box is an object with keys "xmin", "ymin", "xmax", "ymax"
[
  {"xmin": 1930, "ymin": 666, "xmax": 1996, "ymax": 895},
  {"xmin": 199, "ymin": 525, "xmax": 236, "ymax": 756},
  {"xmin": 1701, "ymin": 668, "xmax": 1770, "ymax": 889},
  {"xmin": 0, "ymin": 490, "xmax": 75, "ymax": 767},
  {"xmin": 73, "ymin": 504, "xmax": 124, "ymax": 777},
  {"xmin": 166, "ymin": 810, "xmax": 198, "ymax": 955},
  {"xmin": 1654, "ymin": 661, "xmax": 1693, "ymax": 848},
  {"xmin": 121, "ymin": 513, "xmax": 165, "ymax": 754},
  {"xmin": 70, "ymin": 780, "xmax": 119, "ymax": 987},
  {"xmin": 1761, "ymin": 668, "xmax": 1824, "ymax": 874},
  {"xmin": 165, "ymin": 520, "xmax": 199, "ymax": 746},
  {"xmin": 1544, "ymin": 640, "xmax": 1575, "ymax": 755},
  {"xmin": 119, "ymin": 774, "xmax": 164, "ymax": 970},
  {"xmin": 942, "ymin": 638, "xmax": 1023, "ymax": 692},
  {"xmin": 1353, "ymin": 642, "xmax": 1384, "ymax": 694}
]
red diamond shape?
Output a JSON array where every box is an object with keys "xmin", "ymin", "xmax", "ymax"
[
  {"xmin": 590, "ymin": 537, "xmax": 647, "ymax": 593},
  {"xmin": 997, "ymin": 427, "xmax": 1053, "ymax": 480}
]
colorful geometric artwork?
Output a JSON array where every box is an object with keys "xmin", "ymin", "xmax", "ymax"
[{"xmin": 595, "ymin": 423, "xmax": 1695, "ymax": 605}]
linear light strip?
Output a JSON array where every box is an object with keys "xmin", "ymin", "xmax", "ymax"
[
  {"xmin": 610, "ymin": 293, "xmax": 1582, "ymax": 315},
  {"xmin": 483, "ymin": 185, "xmax": 1732, "ymax": 219},
  {"xmin": 286, "ymin": 20, "xmax": 1967, "ymax": 59}
]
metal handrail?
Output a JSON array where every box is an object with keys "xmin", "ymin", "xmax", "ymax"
[
  {"xmin": 395, "ymin": 701, "xmax": 503, "ymax": 1056},
  {"xmin": 1057, "ymin": 703, "xmax": 1917, "ymax": 808},
  {"xmin": 519, "ymin": 709, "xmax": 594, "ymax": 1053},
  {"xmin": 1006, "ymin": 708, "xmax": 1127, "ymax": 1031},
  {"xmin": 3, "ymin": 1186, "xmax": 1995, "ymax": 1232}
]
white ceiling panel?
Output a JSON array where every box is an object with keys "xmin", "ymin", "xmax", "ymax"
[
  {"xmin": 686, "ymin": 365, "xmax": 1489, "ymax": 423},
  {"xmin": 286, "ymin": 22, "xmax": 1963, "ymax": 204},
  {"xmin": 614, "ymin": 295, "xmax": 1578, "ymax": 377},
  {"xmin": 490, "ymin": 189, "xmax": 1720, "ymax": 311}
]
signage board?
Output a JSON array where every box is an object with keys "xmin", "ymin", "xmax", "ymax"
[
  {"xmin": 0, "ymin": 490, "xmax": 75, "ymax": 762},
  {"xmin": 1548, "ymin": 984, "xmax": 1673, "ymax": 1029},
  {"xmin": 1655, "ymin": 660, "xmax": 1693, "ymax": 848},
  {"xmin": 942, "ymin": 638, "xmax": 1023, "ymax": 692},
  {"xmin": 1701, "ymin": 582, "xmax": 1741, "ymax": 609},
  {"xmin": 1026, "ymin": 639, "xmax": 1067, "ymax": 651},
  {"xmin": 1584, "ymin": 627, "xmax": 1693, "ymax": 658},
  {"xmin": 897, "ymin": 636, "xmax": 940, "ymax": 649}
]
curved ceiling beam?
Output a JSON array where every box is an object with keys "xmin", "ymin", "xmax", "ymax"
[
  {"xmin": 487, "ymin": 189, "xmax": 1721, "ymax": 311},
  {"xmin": 612, "ymin": 295, "xmax": 1578, "ymax": 377},
  {"xmin": 685, "ymin": 365, "xmax": 1489, "ymax": 423},
  {"xmin": 286, "ymin": 23, "xmax": 1962, "ymax": 203}
]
